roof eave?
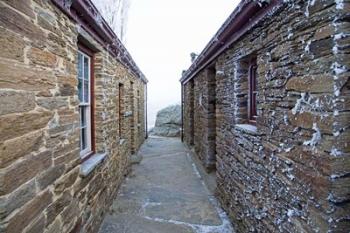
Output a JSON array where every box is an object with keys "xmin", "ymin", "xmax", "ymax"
[{"xmin": 180, "ymin": 0, "xmax": 283, "ymax": 84}]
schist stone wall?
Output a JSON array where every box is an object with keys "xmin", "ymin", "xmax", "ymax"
[
  {"xmin": 0, "ymin": 1, "xmax": 146, "ymax": 233},
  {"xmin": 182, "ymin": 1, "xmax": 349, "ymax": 232}
]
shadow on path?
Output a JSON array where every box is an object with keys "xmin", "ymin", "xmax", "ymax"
[{"xmin": 99, "ymin": 137, "xmax": 234, "ymax": 233}]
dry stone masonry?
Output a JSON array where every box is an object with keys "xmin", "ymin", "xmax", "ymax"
[
  {"xmin": 0, "ymin": 0, "xmax": 147, "ymax": 232},
  {"xmin": 181, "ymin": 0, "xmax": 349, "ymax": 232}
]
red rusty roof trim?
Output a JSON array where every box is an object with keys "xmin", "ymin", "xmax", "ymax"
[
  {"xmin": 180, "ymin": 0, "xmax": 283, "ymax": 84},
  {"xmin": 51, "ymin": 0, "xmax": 148, "ymax": 83}
]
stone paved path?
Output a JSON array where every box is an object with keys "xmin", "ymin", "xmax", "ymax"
[{"xmin": 99, "ymin": 137, "xmax": 234, "ymax": 233}]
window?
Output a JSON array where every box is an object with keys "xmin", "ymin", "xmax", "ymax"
[
  {"xmin": 248, "ymin": 57, "xmax": 257, "ymax": 123},
  {"xmin": 78, "ymin": 50, "xmax": 94, "ymax": 158},
  {"xmin": 118, "ymin": 83, "xmax": 124, "ymax": 139}
]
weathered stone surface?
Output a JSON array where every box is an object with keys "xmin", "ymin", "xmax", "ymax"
[
  {"xmin": 0, "ymin": 27, "xmax": 25, "ymax": 61},
  {"xmin": 46, "ymin": 192, "xmax": 72, "ymax": 227},
  {"xmin": 0, "ymin": 130, "xmax": 43, "ymax": 168},
  {"xmin": 0, "ymin": 59, "xmax": 55, "ymax": 92},
  {"xmin": 2, "ymin": 0, "xmax": 35, "ymax": 18},
  {"xmin": 28, "ymin": 47, "xmax": 57, "ymax": 68},
  {"xmin": 0, "ymin": 150, "xmax": 52, "ymax": 195},
  {"xmin": 5, "ymin": 191, "xmax": 52, "ymax": 233},
  {"xmin": 0, "ymin": 3, "xmax": 45, "ymax": 44},
  {"xmin": 37, "ymin": 165, "xmax": 65, "ymax": 190},
  {"xmin": 151, "ymin": 105, "xmax": 182, "ymax": 137},
  {"xmin": 0, "ymin": 0, "xmax": 147, "ymax": 232},
  {"xmin": 181, "ymin": 1, "xmax": 349, "ymax": 232},
  {"xmin": 0, "ymin": 90, "xmax": 35, "ymax": 116},
  {"xmin": 0, "ymin": 180, "xmax": 36, "ymax": 220},
  {"xmin": 286, "ymin": 75, "xmax": 334, "ymax": 93},
  {"xmin": 54, "ymin": 167, "xmax": 79, "ymax": 193},
  {"xmin": 36, "ymin": 97, "xmax": 69, "ymax": 110},
  {"xmin": 24, "ymin": 214, "xmax": 46, "ymax": 233},
  {"xmin": 0, "ymin": 111, "xmax": 53, "ymax": 141}
]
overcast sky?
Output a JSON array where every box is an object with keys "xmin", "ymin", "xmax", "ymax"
[{"xmin": 124, "ymin": 0, "xmax": 240, "ymax": 128}]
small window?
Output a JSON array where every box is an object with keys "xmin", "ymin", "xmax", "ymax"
[
  {"xmin": 118, "ymin": 83, "xmax": 124, "ymax": 138},
  {"xmin": 78, "ymin": 51, "xmax": 93, "ymax": 158},
  {"xmin": 248, "ymin": 57, "xmax": 257, "ymax": 123}
]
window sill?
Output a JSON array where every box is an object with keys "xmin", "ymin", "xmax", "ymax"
[
  {"xmin": 80, "ymin": 152, "xmax": 107, "ymax": 177},
  {"xmin": 235, "ymin": 124, "xmax": 260, "ymax": 135}
]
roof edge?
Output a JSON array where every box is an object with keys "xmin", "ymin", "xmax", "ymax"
[
  {"xmin": 51, "ymin": 0, "xmax": 148, "ymax": 83},
  {"xmin": 180, "ymin": 0, "xmax": 283, "ymax": 84}
]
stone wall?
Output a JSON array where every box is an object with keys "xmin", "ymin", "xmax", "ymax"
[
  {"xmin": 0, "ymin": 1, "xmax": 146, "ymax": 233},
  {"xmin": 182, "ymin": 1, "xmax": 349, "ymax": 232}
]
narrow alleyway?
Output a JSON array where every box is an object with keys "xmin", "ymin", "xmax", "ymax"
[{"xmin": 99, "ymin": 137, "xmax": 234, "ymax": 233}]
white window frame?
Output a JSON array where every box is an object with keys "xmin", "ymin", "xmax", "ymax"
[{"xmin": 78, "ymin": 51, "xmax": 92, "ymax": 158}]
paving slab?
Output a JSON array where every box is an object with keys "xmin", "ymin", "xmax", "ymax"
[{"xmin": 99, "ymin": 137, "xmax": 234, "ymax": 233}]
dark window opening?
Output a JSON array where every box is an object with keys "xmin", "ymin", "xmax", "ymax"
[{"xmin": 248, "ymin": 57, "xmax": 257, "ymax": 123}]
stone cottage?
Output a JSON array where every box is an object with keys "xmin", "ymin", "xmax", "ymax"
[
  {"xmin": 181, "ymin": 0, "xmax": 349, "ymax": 232},
  {"xmin": 0, "ymin": 0, "xmax": 147, "ymax": 232}
]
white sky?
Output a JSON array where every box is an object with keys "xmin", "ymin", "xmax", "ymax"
[{"xmin": 124, "ymin": 0, "xmax": 240, "ymax": 128}]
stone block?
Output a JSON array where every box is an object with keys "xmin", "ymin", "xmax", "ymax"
[
  {"xmin": 0, "ymin": 150, "xmax": 52, "ymax": 195},
  {"xmin": 0, "ymin": 27, "xmax": 25, "ymax": 61},
  {"xmin": 46, "ymin": 192, "xmax": 72, "ymax": 227},
  {"xmin": 36, "ymin": 97, "xmax": 69, "ymax": 110},
  {"xmin": 0, "ymin": 3, "xmax": 45, "ymax": 45},
  {"xmin": 0, "ymin": 130, "xmax": 43, "ymax": 168},
  {"xmin": 24, "ymin": 214, "xmax": 46, "ymax": 233},
  {"xmin": 5, "ymin": 190, "xmax": 52, "ymax": 233},
  {"xmin": 0, "ymin": 90, "xmax": 35, "ymax": 116},
  {"xmin": 54, "ymin": 167, "xmax": 79, "ymax": 193},
  {"xmin": 0, "ymin": 110, "xmax": 53, "ymax": 141},
  {"xmin": 0, "ymin": 180, "xmax": 36, "ymax": 220},
  {"xmin": 2, "ymin": 0, "xmax": 35, "ymax": 18},
  {"xmin": 0, "ymin": 59, "xmax": 55, "ymax": 92},
  {"xmin": 37, "ymin": 165, "xmax": 65, "ymax": 191},
  {"xmin": 28, "ymin": 47, "xmax": 57, "ymax": 68},
  {"xmin": 286, "ymin": 75, "xmax": 334, "ymax": 93}
]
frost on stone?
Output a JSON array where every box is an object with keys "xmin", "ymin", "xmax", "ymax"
[
  {"xmin": 335, "ymin": 0, "xmax": 344, "ymax": 9},
  {"xmin": 292, "ymin": 93, "xmax": 306, "ymax": 115},
  {"xmin": 303, "ymin": 123, "xmax": 321, "ymax": 148},
  {"xmin": 331, "ymin": 62, "xmax": 347, "ymax": 75},
  {"xmin": 304, "ymin": 40, "xmax": 311, "ymax": 53},
  {"xmin": 330, "ymin": 147, "xmax": 342, "ymax": 156}
]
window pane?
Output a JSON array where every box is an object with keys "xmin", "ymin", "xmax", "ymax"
[
  {"xmin": 84, "ymin": 56, "xmax": 89, "ymax": 81},
  {"xmin": 78, "ymin": 78, "xmax": 83, "ymax": 102},
  {"xmin": 84, "ymin": 80, "xmax": 89, "ymax": 103},
  {"xmin": 78, "ymin": 53, "xmax": 83, "ymax": 78},
  {"xmin": 81, "ymin": 128, "xmax": 87, "ymax": 150},
  {"xmin": 80, "ymin": 107, "xmax": 86, "ymax": 127}
]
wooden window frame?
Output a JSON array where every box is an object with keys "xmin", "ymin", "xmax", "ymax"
[
  {"xmin": 78, "ymin": 44, "xmax": 95, "ymax": 162},
  {"xmin": 248, "ymin": 57, "xmax": 257, "ymax": 124}
]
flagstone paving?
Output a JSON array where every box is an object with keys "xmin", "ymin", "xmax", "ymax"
[{"xmin": 99, "ymin": 137, "xmax": 234, "ymax": 233}]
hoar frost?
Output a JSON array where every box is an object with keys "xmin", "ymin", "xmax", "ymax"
[{"xmin": 303, "ymin": 123, "xmax": 321, "ymax": 148}]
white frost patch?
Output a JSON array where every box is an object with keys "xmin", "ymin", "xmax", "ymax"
[
  {"xmin": 303, "ymin": 123, "xmax": 321, "ymax": 148},
  {"xmin": 305, "ymin": 0, "xmax": 316, "ymax": 17},
  {"xmin": 292, "ymin": 93, "xmax": 306, "ymax": 115},
  {"xmin": 304, "ymin": 40, "xmax": 311, "ymax": 53},
  {"xmin": 191, "ymin": 163, "xmax": 202, "ymax": 178},
  {"xmin": 287, "ymin": 209, "xmax": 295, "ymax": 217},
  {"xmin": 236, "ymin": 124, "xmax": 257, "ymax": 133},
  {"xmin": 334, "ymin": 84, "xmax": 341, "ymax": 97},
  {"xmin": 334, "ymin": 110, "xmax": 339, "ymax": 116},
  {"xmin": 285, "ymin": 147, "xmax": 293, "ymax": 152},
  {"xmin": 332, "ymin": 62, "xmax": 347, "ymax": 75},
  {"xmin": 330, "ymin": 147, "xmax": 342, "ymax": 156},
  {"xmin": 216, "ymin": 70, "xmax": 225, "ymax": 75},
  {"xmin": 336, "ymin": 0, "xmax": 344, "ymax": 9}
]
